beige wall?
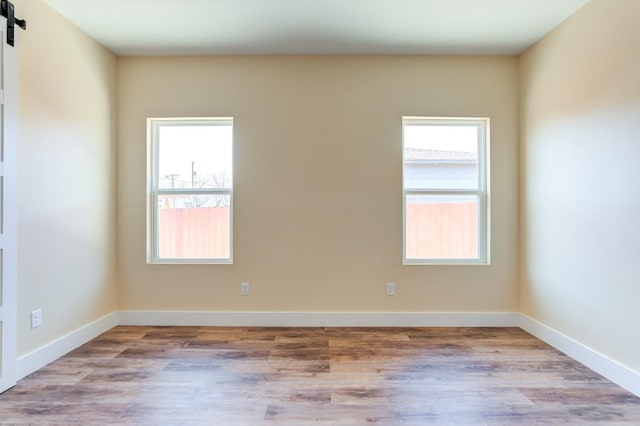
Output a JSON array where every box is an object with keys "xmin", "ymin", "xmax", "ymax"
[
  {"xmin": 117, "ymin": 56, "xmax": 519, "ymax": 312},
  {"xmin": 17, "ymin": 0, "xmax": 118, "ymax": 355},
  {"xmin": 520, "ymin": 0, "xmax": 640, "ymax": 371}
]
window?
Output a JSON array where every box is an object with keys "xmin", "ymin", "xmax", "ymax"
[
  {"xmin": 403, "ymin": 117, "xmax": 489, "ymax": 264},
  {"xmin": 148, "ymin": 118, "xmax": 233, "ymax": 263}
]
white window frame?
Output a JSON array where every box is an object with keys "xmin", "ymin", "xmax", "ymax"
[
  {"xmin": 402, "ymin": 117, "xmax": 490, "ymax": 265},
  {"xmin": 147, "ymin": 117, "xmax": 234, "ymax": 264}
]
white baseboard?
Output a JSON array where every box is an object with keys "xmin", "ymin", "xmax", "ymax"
[
  {"xmin": 519, "ymin": 314, "xmax": 640, "ymax": 398},
  {"xmin": 117, "ymin": 310, "xmax": 520, "ymax": 327},
  {"xmin": 16, "ymin": 312, "xmax": 118, "ymax": 380}
]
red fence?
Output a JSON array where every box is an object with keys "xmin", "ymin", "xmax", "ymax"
[
  {"xmin": 405, "ymin": 202, "xmax": 478, "ymax": 259},
  {"xmin": 159, "ymin": 203, "xmax": 477, "ymax": 260},
  {"xmin": 159, "ymin": 207, "xmax": 231, "ymax": 259}
]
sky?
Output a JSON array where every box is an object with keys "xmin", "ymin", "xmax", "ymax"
[
  {"xmin": 404, "ymin": 124, "xmax": 478, "ymax": 153},
  {"xmin": 156, "ymin": 122, "xmax": 477, "ymax": 189},
  {"xmin": 158, "ymin": 124, "xmax": 233, "ymax": 189}
]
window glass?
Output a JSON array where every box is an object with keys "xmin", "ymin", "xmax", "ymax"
[
  {"xmin": 149, "ymin": 118, "xmax": 233, "ymax": 263},
  {"xmin": 403, "ymin": 118, "xmax": 488, "ymax": 264}
]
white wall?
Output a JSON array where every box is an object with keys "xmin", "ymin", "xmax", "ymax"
[
  {"xmin": 520, "ymin": 0, "xmax": 640, "ymax": 372},
  {"xmin": 17, "ymin": 0, "xmax": 118, "ymax": 356}
]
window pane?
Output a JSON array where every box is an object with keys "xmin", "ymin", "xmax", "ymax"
[
  {"xmin": 405, "ymin": 194, "xmax": 478, "ymax": 260},
  {"xmin": 158, "ymin": 124, "xmax": 232, "ymax": 189},
  {"xmin": 404, "ymin": 125, "xmax": 478, "ymax": 190},
  {"xmin": 158, "ymin": 194, "xmax": 231, "ymax": 259}
]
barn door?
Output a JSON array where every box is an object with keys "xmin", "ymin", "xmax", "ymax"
[{"xmin": 0, "ymin": 10, "xmax": 19, "ymax": 394}]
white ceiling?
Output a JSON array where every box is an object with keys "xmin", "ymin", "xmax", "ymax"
[{"xmin": 44, "ymin": 0, "xmax": 590, "ymax": 56}]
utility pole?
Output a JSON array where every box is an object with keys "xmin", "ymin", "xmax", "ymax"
[
  {"xmin": 191, "ymin": 161, "xmax": 196, "ymax": 188},
  {"xmin": 165, "ymin": 174, "xmax": 178, "ymax": 188}
]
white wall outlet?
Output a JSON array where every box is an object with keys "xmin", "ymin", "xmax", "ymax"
[
  {"xmin": 386, "ymin": 282, "xmax": 395, "ymax": 296},
  {"xmin": 241, "ymin": 282, "xmax": 250, "ymax": 296},
  {"xmin": 31, "ymin": 309, "xmax": 42, "ymax": 329}
]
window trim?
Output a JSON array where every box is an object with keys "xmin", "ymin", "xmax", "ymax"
[
  {"xmin": 402, "ymin": 117, "xmax": 490, "ymax": 265},
  {"xmin": 147, "ymin": 117, "xmax": 234, "ymax": 264}
]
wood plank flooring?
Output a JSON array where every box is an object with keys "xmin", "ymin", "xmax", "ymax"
[{"xmin": 1, "ymin": 326, "xmax": 639, "ymax": 425}]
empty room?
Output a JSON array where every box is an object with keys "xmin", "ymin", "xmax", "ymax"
[{"xmin": 0, "ymin": 0, "xmax": 639, "ymax": 424}]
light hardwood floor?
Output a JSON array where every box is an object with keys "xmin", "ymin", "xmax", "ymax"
[{"xmin": 1, "ymin": 326, "xmax": 639, "ymax": 425}]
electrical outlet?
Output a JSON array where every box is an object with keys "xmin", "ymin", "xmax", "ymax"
[
  {"xmin": 31, "ymin": 309, "xmax": 42, "ymax": 329},
  {"xmin": 241, "ymin": 282, "xmax": 250, "ymax": 296},
  {"xmin": 386, "ymin": 282, "xmax": 395, "ymax": 296}
]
